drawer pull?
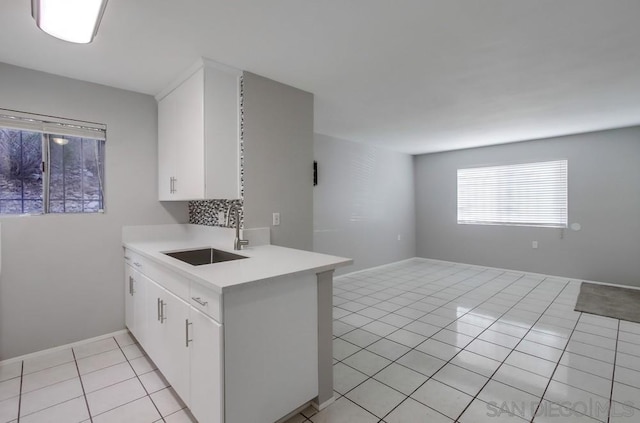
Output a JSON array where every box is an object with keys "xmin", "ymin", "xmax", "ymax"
[
  {"xmin": 192, "ymin": 297, "xmax": 208, "ymax": 307},
  {"xmin": 124, "ymin": 256, "xmax": 131, "ymax": 261},
  {"xmin": 133, "ymin": 262, "xmax": 142, "ymax": 268}
]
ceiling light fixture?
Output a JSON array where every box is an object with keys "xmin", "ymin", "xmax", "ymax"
[{"xmin": 31, "ymin": 0, "xmax": 109, "ymax": 44}]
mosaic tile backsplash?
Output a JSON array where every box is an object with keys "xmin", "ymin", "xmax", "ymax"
[{"xmin": 189, "ymin": 199, "xmax": 243, "ymax": 228}]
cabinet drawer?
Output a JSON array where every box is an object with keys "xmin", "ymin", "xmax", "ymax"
[
  {"xmin": 124, "ymin": 249, "xmax": 190, "ymax": 301},
  {"xmin": 190, "ymin": 282, "xmax": 221, "ymax": 323},
  {"xmin": 124, "ymin": 249, "xmax": 148, "ymax": 274},
  {"xmin": 145, "ymin": 262, "xmax": 190, "ymax": 302}
]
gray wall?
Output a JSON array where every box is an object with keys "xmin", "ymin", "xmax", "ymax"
[
  {"xmin": 415, "ymin": 127, "xmax": 640, "ymax": 287},
  {"xmin": 314, "ymin": 134, "xmax": 416, "ymax": 274},
  {"xmin": 243, "ymin": 72, "xmax": 314, "ymax": 251},
  {"xmin": 0, "ymin": 62, "xmax": 187, "ymax": 360}
]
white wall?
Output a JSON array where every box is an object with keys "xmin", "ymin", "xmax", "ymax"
[
  {"xmin": 0, "ymin": 62, "xmax": 187, "ymax": 360},
  {"xmin": 313, "ymin": 134, "xmax": 416, "ymax": 274},
  {"xmin": 415, "ymin": 127, "xmax": 640, "ymax": 287},
  {"xmin": 243, "ymin": 72, "xmax": 314, "ymax": 251}
]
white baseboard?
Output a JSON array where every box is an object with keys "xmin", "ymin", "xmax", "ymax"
[
  {"xmin": 336, "ymin": 257, "xmax": 417, "ymax": 280},
  {"xmin": 312, "ymin": 395, "xmax": 335, "ymax": 411},
  {"xmin": 0, "ymin": 329, "xmax": 129, "ymax": 366},
  {"xmin": 338, "ymin": 255, "xmax": 640, "ymax": 292},
  {"xmin": 415, "ymin": 256, "xmax": 640, "ymax": 291}
]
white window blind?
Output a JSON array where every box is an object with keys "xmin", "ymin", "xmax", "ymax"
[{"xmin": 457, "ymin": 160, "xmax": 568, "ymax": 228}]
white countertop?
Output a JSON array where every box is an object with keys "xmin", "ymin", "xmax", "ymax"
[{"xmin": 123, "ymin": 225, "xmax": 352, "ymax": 293}]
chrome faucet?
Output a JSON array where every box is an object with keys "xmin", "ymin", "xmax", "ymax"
[{"xmin": 226, "ymin": 204, "xmax": 249, "ymax": 251}]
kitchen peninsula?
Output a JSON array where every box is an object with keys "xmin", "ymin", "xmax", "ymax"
[{"xmin": 122, "ymin": 224, "xmax": 351, "ymax": 423}]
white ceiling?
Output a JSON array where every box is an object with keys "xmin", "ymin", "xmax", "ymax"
[{"xmin": 1, "ymin": 0, "xmax": 640, "ymax": 154}]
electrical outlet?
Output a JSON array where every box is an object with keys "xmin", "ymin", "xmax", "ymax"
[
  {"xmin": 532, "ymin": 241, "xmax": 538, "ymax": 249},
  {"xmin": 272, "ymin": 212, "xmax": 280, "ymax": 226},
  {"xmin": 397, "ymin": 234, "xmax": 402, "ymax": 241}
]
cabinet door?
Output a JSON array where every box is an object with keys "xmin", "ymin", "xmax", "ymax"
[
  {"xmin": 144, "ymin": 279, "xmax": 166, "ymax": 368},
  {"xmin": 131, "ymin": 271, "xmax": 147, "ymax": 346},
  {"xmin": 160, "ymin": 288, "xmax": 191, "ymax": 402},
  {"xmin": 158, "ymin": 90, "xmax": 177, "ymax": 201},
  {"xmin": 189, "ymin": 307, "xmax": 223, "ymax": 423},
  {"xmin": 124, "ymin": 264, "xmax": 135, "ymax": 332},
  {"xmin": 145, "ymin": 279, "xmax": 191, "ymax": 404},
  {"xmin": 158, "ymin": 69, "xmax": 206, "ymax": 201}
]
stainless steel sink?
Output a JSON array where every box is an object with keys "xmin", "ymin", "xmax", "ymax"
[{"xmin": 164, "ymin": 248, "xmax": 247, "ymax": 266}]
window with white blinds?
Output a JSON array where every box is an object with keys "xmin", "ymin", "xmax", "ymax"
[{"xmin": 457, "ymin": 160, "xmax": 568, "ymax": 228}]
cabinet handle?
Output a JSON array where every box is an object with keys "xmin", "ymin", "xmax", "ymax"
[
  {"xmin": 173, "ymin": 177, "xmax": 177, "ymax": 194},
  {"xmin": 124, "ymin": 256, "xmax": 131, "ymax": 261},
  {"xmin": 129, "ymin": 276, "xmax": 134, "ymax": 295},
  {"xmin": 133, "ymin": 262, "xmax": 142, "ymax": 268},
  {"xmin": 157, "ymin": 298, "xmax": 161, "ymax": 321},
  {"xmin": 170, "ymin": 177, "xmax": 178, "ymax": 194},
  {"xmin": 191, "ymin": 297, "xmax": 208, "ymax": 306},
  {"xmin": 160, "ymin": 300, "xmax": 167, "ymax": 323},
  {"xmin": 185, "ymin": 319, "xmax": 193, "ymax": 347}
]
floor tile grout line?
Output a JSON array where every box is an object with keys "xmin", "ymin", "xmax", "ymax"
[
  {"xmin": 71, "ymin": 347, "xmax": 94, "ymax": 423},
  {"xmin": 16, "ymin": 342, "xmax": 208, "ymax": 399},
  {"xmin": 335, "ymin": 266, "xmax": 478, "ymax": 325},
  {"xmin": 607, "ymin": 319, "xmax": 621, "ymax": 423},
  {"xmin": 17, "ymin": 345, "xmax": 119, "ymax": 379},
  {"xmin": 91, "ymin": 395, "xmax": 160, "ymax": 421},
  {"xmin": 541, "ymin": 312, "xmax": 623, "ymax": 421},
  {"xmin": 338, "ymin": 269, "xmax": 536, "ymax": 421},
  {"xmin": 357, "ymin": 267, "xmax": 533, "ymax": 362},
  {"xmin": 336, "ymin": 269, "xmax": 577, "ymax": 396},
  {"xmin": 545, "ymin": 339, "xmax": 621, "ymax": 368},
  {"xmin": 336, "ymin": 263, "xmax": 479, "ymax": 313},
  {"xmin": 18, "ymin": 395, "xmax": 88, "ymax": 420},
  {"xmin": 334, "ymin": 266, "xmax": 511, "ymax": 368},
  {"xmin": 15, "ymin": 352, "xmax": 145, "ymax": 400},
  {"xmin": 73, "ymin": 344, "xmax": 123, "ymax": 364},
  {"xmin": 19, "ymin": 373, "xmax": 86, "ymax": 397},
  {"xmin": 328, "ymin": 266, "xmax": 512, "ymax": 421},
  {"xmin": 381, "ymin": 275, "xmax": 558, "ymax": 423},
  {"xmin": 113, "ymin": 335, "xmax": 168, "ymax": 423},
  {"xmin": 337, "ymin": 266, "xmax": 513, "ymax": 356},
  {"xmin": 16, "ymin": 360, "xmax": 23, "ymax": 423},
  {"xmin": 448, "ymin": 278, "xmax": 572, "ymax": 423},
  {"xmin": 525, "ymin": 312, "xmax": 585, "ymax": 422}
]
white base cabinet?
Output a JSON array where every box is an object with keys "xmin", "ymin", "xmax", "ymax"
[
  {"xmin": 124, "ymin": 264, "xmax": 147, "ymax": 346},
  {"xmin": 145, "ymin": 279, "xmax": 191, "ymax": 404},
  {"xmin": 189, "ymin": 307, "xmax": 224, "ymax": 423},
  {"xmin": 124, "ymin": 248, "xmax": 316, "ymax": 423}
]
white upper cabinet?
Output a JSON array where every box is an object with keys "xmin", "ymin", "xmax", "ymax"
[{"xmin": 157, "ymin": 59, "xmax": 242, "ymax": 201}]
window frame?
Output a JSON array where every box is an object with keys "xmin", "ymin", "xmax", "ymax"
[
  {"xmin": 0, "ymin": 109, "xmax": 106, "ymax": 216},
  {"xmin": 457, "ymin": 159, "xmax": 568, "ymax": 229}
]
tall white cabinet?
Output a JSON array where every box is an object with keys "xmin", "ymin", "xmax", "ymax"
[{"xmin": 157, "ymin": 59, "xmax": 242, "ymax": 201}]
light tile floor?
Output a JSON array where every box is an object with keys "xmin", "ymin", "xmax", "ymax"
[
  {"xmin": 0, "ymin": 332, "xmax": 195, "ymax": 423},
  {"xmin": 302, "ymin": 258, "xmax": 640, "ymax": 423},
  {"xmin": 2, "ymin": 258, "xmax": 640, "ymax": 423}
]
